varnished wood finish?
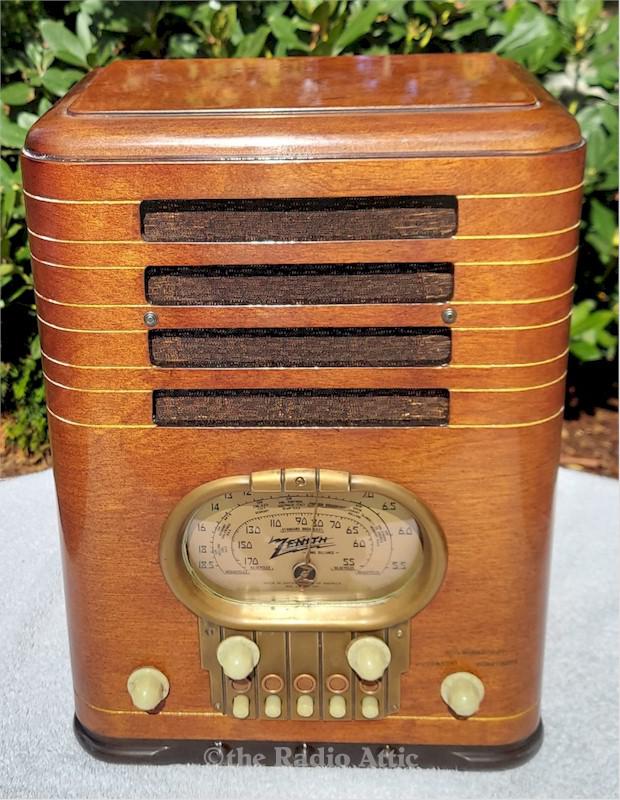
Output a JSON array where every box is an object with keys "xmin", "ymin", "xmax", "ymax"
[
  {"xmin": 35, "ymin": 293, "xmax": 573, "ymax": 330},
  {"xmin": 56, "ymin": 422, "xmax": 555, "ymax": 747},
  {"xmin": 70, "ymin": 55, "xmax": 538, "ymax": 114},
  {"xmin": 44, "ymin": 380, "xmax": 565, "ymax": 427},
  {"xmin": 25, "ymin": 228, "xmax": 580, "ymax": 265},
  {"xmin": 23, "ymin": 54, "xmax": 583, "ymax": 756},
  {"xmin": 24, "ymin": 55, "xmax": 580, "ymax": 160},
  {"xmin": 32, "ymin": 255, "xmax": 577, "ymax": 305},
  {"xmin": 37, "ymin": 320, "xmax": 571, "ymax": 375},
  {"xmin": 25, "ymin": 190, "xmax": 583, "ymax": 239},
  {"xmin": 21, "ymin": 151, "xmax": 584, "ymax": 201}
]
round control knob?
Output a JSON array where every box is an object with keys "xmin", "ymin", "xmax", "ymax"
[
  {"xmin": 264, "ymin": 695, "xmax": 282, "ymax": 719},
  {"xmin": 127, "ymin": 666, "xmax": 169, "ymax": 712},
  {"xmin": 296, "ymin": 695, "xmax": 314, "ymax": 718},
  {"xmin": 329, "ymin": 695, "xmax": 346, "ymax": 719},
  {"xmin": 440, "ymin": 672, "xmax": 485, "ymax": 718},
  {"xmin": 216, "ymin": 636, "xmax": 260, "ymax": 680},
  {"xmin": 232, "ymin": 694, "xmax": 250, "ymax": 719},
  {"xmin": 361, "ymin": 695, "xmax": 380, "ymax": 719},
  {"xmin": 346, "ymin": 637, "xmax": 391, "ymax": 681}
]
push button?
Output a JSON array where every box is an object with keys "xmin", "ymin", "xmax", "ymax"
[
  {"xmin": 329, "ymin": 695, "xmax": 346, "ymax": 718},
  {"xmin": 264, "ymin": 695, "xmax": 282, "ymax": 719},
  {"xmin": 296, "ymin": 695, "xmax": 314, "ymax": 717},
  {"xmin": 232, "ymin": 694, "xmax": 250, "ymax": 719},
  {"xmin": 361, "ymin": 695, "xmax": 380, "ymax": 719}
]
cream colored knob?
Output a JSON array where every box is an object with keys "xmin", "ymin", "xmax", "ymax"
[
  {"xmin": 329, "ymin": 695, "xmax": 346, "ymax": 719},
  {"xmin": 232, "ymin": 694, "xmax": 250, "ymax": 719},
  {"xmin": 296, "ymin": 695, "xmax": 314, "ymax": 718},
  {"xmin": 127, "ymin": 666, "xmax": 169, "ymax": 711},
  {"xmin": 346, "ymin": 637, "xmax": 391, "ymax": 681},
  {"xmin": 216, "ymin": 636, "xmax": 260, "ymax": 680},
  {"xmin": 440, "ymin": 672, "xmax": 485, "ymax": 718},
  {"xmin": 264, "ymin": 695, "xmax": 282, "ymax": 719},
  {"xmin": 361, "ymin": 695, "xmax": 380, "ymax": 719}
]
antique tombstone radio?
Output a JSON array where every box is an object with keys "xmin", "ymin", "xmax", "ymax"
[{"xmin": 23, "ymin": 54, "xmax": 584, "ymax": 768}]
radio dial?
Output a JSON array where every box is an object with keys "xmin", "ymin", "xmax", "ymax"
[
  {"xmin": 216, "ymin": 636, "xmax": 260, "ymax": 680},
  {"xmin": 346, "ymin": 637, "xmax": 392, "ymax": 681}
]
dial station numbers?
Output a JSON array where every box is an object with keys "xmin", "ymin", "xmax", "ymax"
[{"xmin": 184, "ymin": 490, "xmax": 423, "ymax": 603}]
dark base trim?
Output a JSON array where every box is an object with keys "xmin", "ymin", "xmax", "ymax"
[{"xmin": 74, "ymin": 716, "xmax": 543, "ymax": 770}]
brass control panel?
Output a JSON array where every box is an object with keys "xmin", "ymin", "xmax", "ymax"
[
  {"xmin": 160, "ymin": 467, "xmax": 447, "ymax": 721},
  {"xmin": 199, "ymin": 624, "xmax": 411, "ymax": 721}
]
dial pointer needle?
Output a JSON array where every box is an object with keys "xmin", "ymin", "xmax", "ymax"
[
  {"xmin": 293, "ymin": 469, "xmax": 319, "ymax": 589},
  {"xmin": 304, "ymin": 469, "xmax": 320, "ymax": 567}
]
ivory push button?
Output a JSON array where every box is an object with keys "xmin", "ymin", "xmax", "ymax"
[
  {"xmin": 232, "ymin": 694, "xmax": 250, "ymax": 719},
  {"xmin": 440, "ymin": 672, "xmax": 485, "ymax": 718},
  {"xmin": 216, "ymin": 636, "xmax": 260, "ymax": 680},
  {"xmin": 296, "ymin": 695, "xmax": 314, "ymax": 717},
  {"xmin": 346, "ymin": 636, "xmax": 391, "ymax": 681},
  {"xmin": 329, "ymin": 695, "xmax": 346, "ymax": 719},
  {"xmin": 127, "ymin": 666, "xmax": 169, "ymax": 711},
  {"xmin": 361, "ymin": 695, "xmax": 380, "ymax": 719},
  {"xmin": 264, "ymin": 695, "xmax": 282, "ymax": 719}
]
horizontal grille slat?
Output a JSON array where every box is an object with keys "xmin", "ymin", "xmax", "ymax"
[
  {"xmin": 141, "ymin": 196, "xmax": 457, "ymax": 242},
  {"xmin": 148, "ymin": 327, "xmax": 451, "ymax": 368},
  {"xmin": 153, "ymin": 388, "xmax": 449, "ymax": 428},
  {"xmin": 145, "ymin": 263, "xmax": 454, "ymax": 306}
]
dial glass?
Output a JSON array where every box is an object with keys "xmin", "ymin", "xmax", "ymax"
[{"xmin": 183, "ymin": 489, "xmax": 424, "ymax": 603}]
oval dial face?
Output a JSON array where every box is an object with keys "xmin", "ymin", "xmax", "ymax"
[{"xmin": 183, "ymin": 489, "xmax": 424, "ymax": 603}]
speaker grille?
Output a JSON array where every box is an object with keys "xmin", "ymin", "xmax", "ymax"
[
  {"xmin": 153, "ymin": 388, "xmax": 449, "ymax": 428},
  {"xmin": 141, "ymin": 196, "xmax": 457, "ymax": 242},
  {"xmin": 148, "ymin": 327, "xmax": 451, "ymax": 368},
  {"xmin": 145, "ymin": 263, "xmax": 454, "ymax": 306}
]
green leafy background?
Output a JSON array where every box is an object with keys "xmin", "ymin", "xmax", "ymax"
[{"xmin": 1, "ymin": 0, "xmax": 618, "ymax": 456}]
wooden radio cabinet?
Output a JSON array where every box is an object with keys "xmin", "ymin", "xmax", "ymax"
[{"xmin": 22, "ymin": 53, "xmax": 584, "ymax": 769}]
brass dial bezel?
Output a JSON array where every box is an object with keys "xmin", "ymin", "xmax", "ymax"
[{"xmin": 159, "ymin": 469, "xmax": 447, "ymax": 631}]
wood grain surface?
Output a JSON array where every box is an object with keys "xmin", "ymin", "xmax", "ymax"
[
  {"xmin": 22, "ymin": 53, "xmax": 583, "ymax": 753},
  {"xmin": 23, "ymin": 54, "xmax": 581, "ymax": 161}
]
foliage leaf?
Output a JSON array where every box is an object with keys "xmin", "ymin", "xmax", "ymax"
[
  {"xmin": 333, "ymin": 1, "xmax": 382, "ymax": 53},
  {"xmin": 39, "ymin": 20, "xmax": 90, "ymax": 67},
  {"xmin": 235, "ymin": 26, "xmax": 270, "ymax": 58},
  {"xmin": 0, "ymin": 113, "xmax": 27, "ymax": 148},
  {"xmin": 1, "ymin": 82, "xmax": 35, "ymax": 106}
]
